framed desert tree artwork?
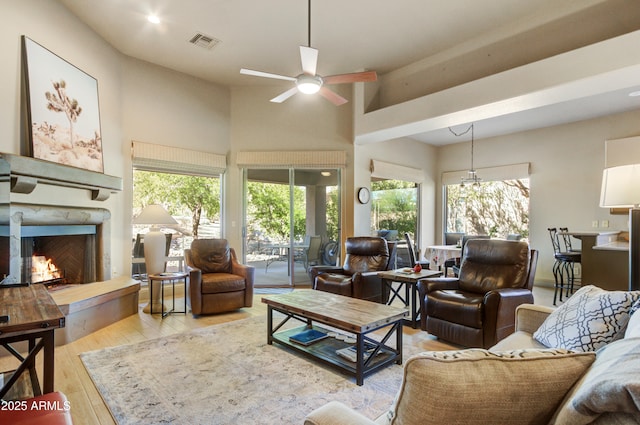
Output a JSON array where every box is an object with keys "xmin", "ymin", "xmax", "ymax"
[{"xmin": 22, "ymin": 36, "xmax": 104, "ymax": 173}]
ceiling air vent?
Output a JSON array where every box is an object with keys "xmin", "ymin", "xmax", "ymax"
[{"xmin": 188, "ymin": 32, "xmax": 221, "ymax": 50}]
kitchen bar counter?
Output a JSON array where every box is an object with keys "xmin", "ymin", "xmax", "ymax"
[{"xmin": 564, "ymin": 231, "xmax": 628, "ymax": 291}]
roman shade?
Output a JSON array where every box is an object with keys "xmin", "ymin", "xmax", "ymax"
[
  {"xmin": 370, "ymin": 159, "xmax": 423, "ymax": 183},
  {"xmin": 442, "ymin": 162, "xmax": 530, "ymax": 185},
  {"xmin": 236, "ymin": 151, "xmax": 347, "ymax": 169},
  {"xmin": 132, "ymin": 141, "xmax": 227, "ymax": 176}
]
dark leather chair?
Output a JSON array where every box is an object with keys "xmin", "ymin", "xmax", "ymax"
[
  {"xmin": 309, "ymin": 237, "xmax": 395, "ymax": 303},
  {"xmin": 417, "ymin": 239, "xmax": 538, "ymax": 349},
  {"xmin": 451, "ymin": 234, "xmax": 490, "ymax": 276},
  {"xmin": 185, "ymin": 239, "xmax": 254, "ymax": 316}
]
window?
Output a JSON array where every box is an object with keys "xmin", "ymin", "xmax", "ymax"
[
  {"xmin": 131, "ymin": 141, "xmax": 226, "ymax": 276},
  {"xmin": 370, "ymin": 179, "xmax": 419, "ymax": 268},
  {"xmin": 445, "ymin": 179, "xmax": 530, "ymax": 239},
  {"xmin": 132, "ymin": 170, "xmax": 222, "ymax": 273}
]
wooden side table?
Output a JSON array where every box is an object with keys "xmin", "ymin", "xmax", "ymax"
[
  {"xmin": 377, "ymin": 268, "xmax": 443, "ymax": 328},
  {"xmin": 0, "ymin": 284, "xmax": 65, "ymax": 399},
  {"xmin": 147, "ymin": 272, "xmax": 188, "ymax": 318}
]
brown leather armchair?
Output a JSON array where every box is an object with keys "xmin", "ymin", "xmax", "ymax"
[
  {"xmin": 309, "ymin": 237, "xmax": 395, "ymax": 303},
  {"xmin": 185, "ymin": 239, "xmax": 254, "ymax": 316},
  {"xmin": 417, "ymin": 239, "xmax": 538, "ymax": 348}
]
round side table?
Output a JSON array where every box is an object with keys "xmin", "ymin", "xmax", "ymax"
[{"xmin": 147, "ymin": 272, "xmax": 188, "ymax": 318}]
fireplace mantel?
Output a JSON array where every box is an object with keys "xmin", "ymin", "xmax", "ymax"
[{"xmin": 0, "ymin": 153, "xmax": 122, "ymax": 201}]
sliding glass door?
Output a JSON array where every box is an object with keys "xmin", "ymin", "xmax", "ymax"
[{"xmin": 243, "ymin": 168, "xmax": 340, "ymax": 287}]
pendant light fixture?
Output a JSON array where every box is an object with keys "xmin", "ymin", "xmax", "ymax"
[{"xmin": 450, "ymin": 123, "xmax": 482, "ymax": 187}]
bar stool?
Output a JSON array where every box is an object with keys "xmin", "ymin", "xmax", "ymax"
[
  {"xmin": 558, "ymin": 227, "xmax": 582, "ymax": 297},
  {"xmin": 548, "ymin": 227, "xmax": 581, "ymax": 305}
]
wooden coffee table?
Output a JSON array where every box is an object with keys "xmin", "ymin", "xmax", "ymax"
[{"xmin": 262, "ymin": 290, "xmax": 408, "ymax": 386}]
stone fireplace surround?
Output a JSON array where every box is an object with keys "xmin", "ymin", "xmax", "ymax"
[
  {"xmin": 0, "ymin": 153, "xmax": 140, "ymax": 345},
  {"xmin": 1, "ymin": 152, "xmax": 121, "ymax": 284}
]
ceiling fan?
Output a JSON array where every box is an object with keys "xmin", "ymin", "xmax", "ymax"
[{"xmin": 240, "ymin": 0, "xmax": 377, "ymax": 106}]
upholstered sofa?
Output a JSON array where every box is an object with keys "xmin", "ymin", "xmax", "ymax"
[{"xmin": 304, "ymin": 285, "xmax": 640, "ymax": 425}]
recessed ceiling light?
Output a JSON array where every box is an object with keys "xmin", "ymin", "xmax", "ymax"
[
  {"xmin": 147, "ymin": 15, "xmax": 161, "ymax": 24},
  {"xmin": 629, "ymin": 90, "xmax": 640, "ymax": 97},
  {"xmin": 321, "ymin": 171, "xmax": 331, "ymax": 177}
]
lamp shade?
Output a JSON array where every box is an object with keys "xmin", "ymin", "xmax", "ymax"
[
  {"xmin": 600, "ymin": 164, "xmax": 640, "ymax": 208},
  {"xmin": 132, "ymin": 205, "xmax": 178, "ymax": 226}
]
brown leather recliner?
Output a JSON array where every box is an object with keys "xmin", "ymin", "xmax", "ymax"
[
  {"xmin": 417, "ymin": 239, "xmax": 538, "ymax": 348},
  {"xmin": 185, "ymin": 239, "xmax": 254, "ymax": 316},
  {"xmin": 309, "ymin": 237, "xmax": 395, "ymax": 303}
]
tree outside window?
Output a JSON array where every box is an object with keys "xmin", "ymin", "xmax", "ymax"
[
  {"xmin": 132, "ymin": 170, "xmax": 222, "ymax": 261},
  {"xmin": 445, "ymin": 179, "xmax": 529, "ymax": 239}
]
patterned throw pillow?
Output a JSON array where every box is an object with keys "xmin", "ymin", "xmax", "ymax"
[
  {"xmin": 383, "ymin": 348, "xmax": 595, "ymax": 425},
  {"xmin": 533, "ymin": 285, "xmax": 640, "ymax": 352}
]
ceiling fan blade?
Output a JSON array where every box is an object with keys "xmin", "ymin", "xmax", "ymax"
[
  {"xmin": 240, "ymin": 68, "xmax": 297, "ymax": 82},
  {"xmin": 300, "ymin": 46, "xmax": 318, "ymax": 75},
  {"xmin": 318, "ymin": 87, "xmax": 348, "ymax": 106},
  {"xmin": 323, "ymin": 71, "xmax": 378, "ymax": 85},
  {"xmin": 270, "ymin": 87, "xmax": 299, "ymax": 103}
]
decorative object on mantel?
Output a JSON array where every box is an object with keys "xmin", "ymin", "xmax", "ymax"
[
  {"xmin": 450, "ymin": 123, "xmax": 482, "ymax": 187},
  {"xmin": 132, "ymin": 205, "xmax": 177, "ymax": 313},
  {"xmin": 22, "ymin": 36, "xmax": 104, "ymax": 173},
  {"xmin": 600, "ymin": 163, "xmax": 640, "ymax": 290}
]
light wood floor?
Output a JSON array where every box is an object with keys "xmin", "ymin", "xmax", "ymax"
[{"xmin": 0, "ymin": 285, "xmax": 557, "ymax": 425}]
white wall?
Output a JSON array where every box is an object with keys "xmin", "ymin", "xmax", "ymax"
[
  {"xmin": 0, "ymin": 0, "xmax": 233, "ymax": 277},
  {"xmin": 436, "ymin": 109, "xmax": 640, "ymax": 284},
  {"xmin": 4, "ymin": 1, "xmax": 640, "ymax": 285},
  {"xmin": 119, "ymin": 56, "xmax": 230, "ymax": 270},
  {"xmin": 228, "ymin": 84, "xmax": 355, "ymax": 250},
  {"xmin": 354, "ymin": 138, "xmax": 438, "ymax": 253},
  {"xmin": 0, "ymin": 0, "xmax": 125, "ymax": 275}
]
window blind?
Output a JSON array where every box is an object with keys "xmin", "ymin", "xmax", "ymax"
[
  {"xmin": 370, "ymin": 159, "xmax": 424, "ymax": 183},
  {"xmin": 236, "ymin": 151, "xmax": 347, "ymax": 169},
  {"xmin": 131, "ymin": 141, "xmax": 226, "ymax": 176},
  {"xmin": 442, "ymin": 163, "xmax": 530, "ymax": 185}
]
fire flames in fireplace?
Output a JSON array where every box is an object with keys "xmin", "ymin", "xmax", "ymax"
[{"xmin": 31, "ymin": 255, "xmax": 65, "ymax": 284}]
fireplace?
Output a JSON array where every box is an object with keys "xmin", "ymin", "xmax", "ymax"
[
  {"xmin": 22, "ymin": 228, "xmax": 97, "ymax": 285},
  {"xmin": 0, "ymin": 153, "xmax": 121, "ymax": 286},
  {"xmin": 2, "ymin": 204, "xmax": 111, "ymax": 285}
]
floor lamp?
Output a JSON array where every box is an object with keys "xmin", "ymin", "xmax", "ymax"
[
  {"xmin": 600, "ymin": 164, "xmax": 640, "ymax": 291},
  {"xmin": 132, "ymin": 205, "xmax": 177, "ymax": 313}
]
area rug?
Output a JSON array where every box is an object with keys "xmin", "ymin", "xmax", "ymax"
[{"xmin": 80, "ymin": 315, "xmax": 414, "ymax": 424}]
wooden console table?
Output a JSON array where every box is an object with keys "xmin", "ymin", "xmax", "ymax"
[{"xmin": 0, "ymin": 284, "xmax": 65, "ymax": 399}]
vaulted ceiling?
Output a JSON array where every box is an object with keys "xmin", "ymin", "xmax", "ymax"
[{"xmin": 58, "ymin": 0, "xmax": 640, "ymax": 145}]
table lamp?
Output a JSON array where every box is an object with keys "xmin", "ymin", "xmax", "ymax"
[
  {"xmin": 132, "ymin": 204, "xmax": 178, "ymax": 313},
  {"xmin": 600, "ymin": 164, "xmax": 640, "ymax": 290}
]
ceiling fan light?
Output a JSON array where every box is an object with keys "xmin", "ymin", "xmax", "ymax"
[{"xmin": 296, "ymin": 75, "xmax": 322, "ymax": 94}]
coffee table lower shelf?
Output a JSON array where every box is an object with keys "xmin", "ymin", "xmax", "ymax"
[{"xmin": 267, "ymin": 314, "xmax": 403, "ymax": 385}]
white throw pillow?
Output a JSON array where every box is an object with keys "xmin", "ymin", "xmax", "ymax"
[
  {"xmin": 625, "ymin": 305, "xmax": 640, "ymax": 339},
  {"xmin": 533, "ymin": 285, "xmax": 640, "ymax": 352},
  {"xmin": 553, "ymin": 337, "xmax": 640, "ymax": 424}
]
